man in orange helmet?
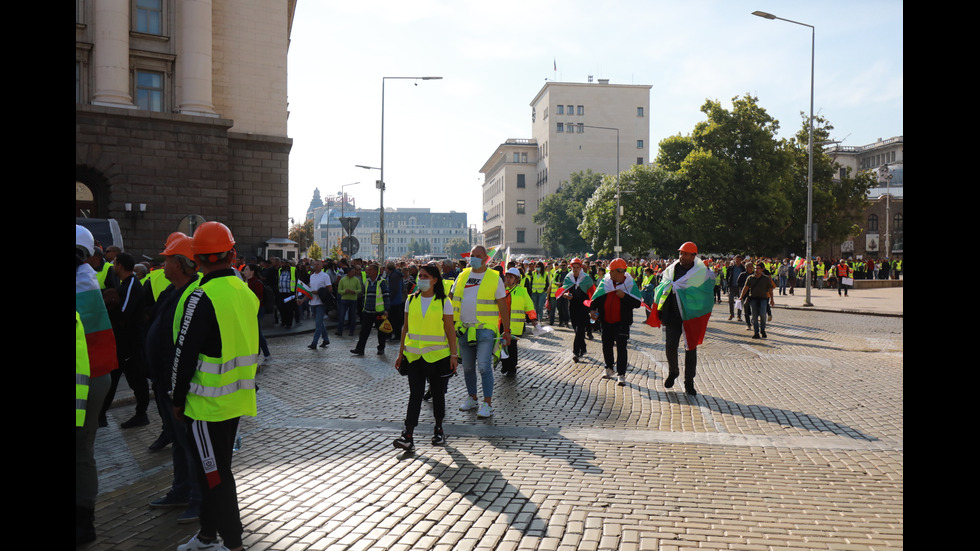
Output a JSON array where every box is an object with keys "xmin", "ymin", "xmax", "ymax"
[
  {"xmin": 172, "ymin": 221, "xmax": 258, "ymax": 551},
  {"xmin": 589, "ymin": 258, "xmax": 642, "ymax": 385}
]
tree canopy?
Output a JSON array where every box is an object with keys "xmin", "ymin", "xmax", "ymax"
[{"xmin": 533, "ymin": 169, "xmax": 602, "ymax": 257}]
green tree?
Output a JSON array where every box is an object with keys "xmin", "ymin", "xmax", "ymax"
[
  {"xmin": 407, "ymin": 239, "xmax": 431, "ymax": 256},
  {"xmin": 307, "ymin": 242, "xmax": 323, "ymax": 260},
  {"xmin": 579, "ymin": 164, "xmax": 688, "ymax": 257},
  {"xmin": 445, "ymin": 237, "xmax": 471, "ymax": 258},
  {"xmin": 533, "ymin": 169, "xmax": 602, "ymax": 257},
  {"xmin": 785, "ymin": 113, "xmax": 874, "ymax": 254},
  {"xmin": 289, "ymin": 218, "xmax": 314, "ymax": 253}
]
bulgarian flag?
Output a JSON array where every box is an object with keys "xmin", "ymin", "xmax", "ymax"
[
  {"xmin": 558, "ymin": 270, "xmax": 595, "ymax": 305},
  {"xmin": 590, "ymin": 272, "xmax": 643, "ymax": 305},
  {"xmin": 648, "ymin": 257, "xmax": 715, "ymax": 350},
  {"xmin": 296, "ymin": 280, "xmax": 313, "ymax": 300},
  {"xmin": 793, "ymin": 256, "xmax": 807, "ymax": 272},
  {"xmin": 76, "ymin": 264, "xmax": 118, "ymax": 376}
]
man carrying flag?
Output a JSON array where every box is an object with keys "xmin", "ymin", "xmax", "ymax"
[
  {"xmin": 647, "ymin": 242, "xmax": 714, "ymax": 396},
  {"xmin": 588, "ymin": 258, "xmax": 642, "ymax": 385},
  {"xmin": 558, "ymin": 258, "xmax": 594, "ymax": 362}
]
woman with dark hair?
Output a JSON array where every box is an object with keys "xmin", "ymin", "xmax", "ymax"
[{"xmin": 393, "ymin": 263, "xmax": 458, "ymax": 451}]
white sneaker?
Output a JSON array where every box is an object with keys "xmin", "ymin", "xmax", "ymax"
[
  {"xmin": 459, "ymin": 396, "xmax": 479, "ymax": 411},
  {"xmin": 618, "ymin": 375, "xmax": 626, "ymax": 386},
  {"xmin": 476, "ymin": 402, "xmax": 494, "ymax": 418},
  {"xmin": 178, "ymin": 534, "xmax": 229, "ymax": 551},
  {"xmin": 604, "ymin": 368, "xmax": 615, "ymax": 379}
]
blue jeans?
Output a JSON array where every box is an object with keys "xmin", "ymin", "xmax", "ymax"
[
  {"xmin": 311, "ymin": 304, "xmax": 329, "ymax": 346},
  {"xmin": 153, "ymin": 384, "xmax": 202, "ymax": 507},
  {"xmin": 531, "ymin": 292, "xmax": 546, "ymax": 322},
  {"xmin": 749, "ymin": 297, "xmax": 768, "ymax": 334},
  {"xmin": 337, "ymin": 299, "xmax": 357, "ymax": 334},
  {"xmin": 459, "ymin": 328, "xmax": 496, "ymax": 399}
]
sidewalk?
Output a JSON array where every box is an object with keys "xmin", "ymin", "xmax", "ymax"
[{"xmin": 769, "ymin": 284, "xmax": 903, "ymax": 317}]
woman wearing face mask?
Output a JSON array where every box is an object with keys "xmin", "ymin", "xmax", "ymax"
[{"xmin": 393, "ymin": 263, "xmax": 458, "ymax": 451}]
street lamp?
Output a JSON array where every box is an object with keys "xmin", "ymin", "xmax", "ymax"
[
  {"xmin": 374, "ymin": 75, "xmax": 442, "ymax": 261},
  {"xmin": 582, "ymin": 125, "xmax": 621, "ymax": 257},
  {"xmin": 753, "ymin": 10, "xmax": 815, "ymax": 307}
]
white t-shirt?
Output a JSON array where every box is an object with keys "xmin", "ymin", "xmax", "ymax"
[
  {"xmin": 451, "ymin": 270, "xmax": 505, "ymax": 324},
  {"xmin": 308, "ymin": 271, "xmax": 332, "ymax": 306}
]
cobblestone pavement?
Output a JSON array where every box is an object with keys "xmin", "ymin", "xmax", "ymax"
[{"xmin": 91, "ymin": 299, "xmax": 903, "ymax": 550}]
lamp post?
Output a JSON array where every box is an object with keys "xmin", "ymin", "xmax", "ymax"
[
  {"xmin": 372, "ymin": 75, "xmax": 442, "ymax": 262},
  {"xmin": 753, "ymin": 10, "xmax": 815, "ymax": 307},
  {"xmin": 582, "ymin": 125, "xmax": 621, "ymax": 257}
]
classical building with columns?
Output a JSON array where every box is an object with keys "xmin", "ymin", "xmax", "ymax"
[{"xmin": 75, "ymin": 0, "xmax": 297, "ymax": 258}]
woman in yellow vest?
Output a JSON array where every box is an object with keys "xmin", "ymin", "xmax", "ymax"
[{"xmin": 394, "ymin": 263, "xmax": 459, "ymax": 450}]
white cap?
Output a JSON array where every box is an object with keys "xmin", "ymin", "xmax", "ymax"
[{"xmin": 506, "ymin": 267, "xmax": 522, "ymax": 278}]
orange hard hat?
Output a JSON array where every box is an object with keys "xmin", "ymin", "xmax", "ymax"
[
  {"xmin": 569, "ymin": 257, "xmax": 583, "ymax": 266},
  {"xmin": 678, "ymin": 241, "xmax": 698, "ymax": 254},
  {"xmin": 609, "ymin": 258, "xmax": 628, "ymax": 271},
  {"xmin": 160, "ymin": 232, "xmax": 194, "ymax": 258},
  {"xmin": 192, "ymin": 221, "xmax": 236, "ymax": 256}
]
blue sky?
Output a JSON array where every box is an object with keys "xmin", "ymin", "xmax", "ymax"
[{"xmin": 286, "ymin": 0, "xmax": 903, "ymax": 230}]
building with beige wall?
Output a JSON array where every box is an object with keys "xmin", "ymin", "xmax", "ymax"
[
  {"xmin": 481, "ymin": 80, "xmax": 651, "ymax": 255},
  {"xmin": 75, "ymin": 0, "xmax": 296, "ymax": 257}
]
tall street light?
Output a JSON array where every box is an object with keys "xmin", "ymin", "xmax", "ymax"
[
  {"xmin": 582, "ymin": 125, "xmax": 621, "ymax": 257},
  {"xmin": 753, "ymin": 10, "xmax": 815, "ymax": 307},
  {"xmin": 375, "ymin": 75, "xmax": 442, "ymax": 261}
]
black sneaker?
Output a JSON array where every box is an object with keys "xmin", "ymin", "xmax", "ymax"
[
  {"xmin": 320, "ymin": 342, "xmax": 329, "ymax": 348},
  {"xmin": 685, "ymin": 382, "xmax": 698, "ymax": 396},
  {"xmin": 393, "ymin": 433, "xmax": 415, "ymax": 451},
  {"xmin": 120, "ymin": 413, "xmax": 149, "ymax": 429},
  {"xmin": 664, "ymin": 373, "xmax": 677, "ymax": 388},
  {"xmin": 432, "ymin": 428, "xmax": 446, "ymax": 446},
  {"xmin": 350, "ymin": 349, "xmax": 364, "ymax": 356}
]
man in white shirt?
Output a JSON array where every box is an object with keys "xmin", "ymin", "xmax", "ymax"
[
  {"xmin": 307, "ymin": 260, "xmax": 333, "ymax": 350},
  {"xmin": 450, "ymin": 246, "xmax": 510, "ymax": 418}
]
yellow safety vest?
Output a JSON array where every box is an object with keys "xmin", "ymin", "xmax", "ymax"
[
  {"xmin": 531, "ymin": 272, "xmax": 548, "ymax": 293},
  {"xmin": 148, "ymin": 269, "xmax": 169, "ymax": 300},
  {"xmin": 97, "ymin": 262, "xmax": 112, "ymax": 290},
  {"xmin": 76, "ymin": 311, "xmax": 90, "ymax": 427},
  {"xmin": 506, "ymin": 285, "xmax": 534, "ymax": 336},
  {"xmin": 172, "ymin": 279, "xmax": 202, "ymax": 342},
  {"xmin": 451, "ymin": 268, "xmax": 502, "ymax": 335},
  {"xmin": 403, "ymin": 295, "xmax": 451, "ymax": 363},
  {"xmin": 184, "ymin": 276, "xmax": 259, "ymax": 422}
]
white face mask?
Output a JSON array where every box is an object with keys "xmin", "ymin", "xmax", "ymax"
[
  {"xmin": 469, "ymin": 256, "xmax": 483, "ymax": 269},
  {"xmin": 415, "ymin": 279, "xmax": 431, "ymax": 292}
]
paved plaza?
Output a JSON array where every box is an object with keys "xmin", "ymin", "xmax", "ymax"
[{"xmin": 90, "ymin": 287, "xmax": 903, "ymax": 550}]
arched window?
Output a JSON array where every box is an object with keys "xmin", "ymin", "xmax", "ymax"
[
  {"xmin": 867, "ymin": 214, "xmax": 879, "ymax": 232},
  {"xmin": 893, "ymin": 213, "xmax": 903, "ymax": 232}
]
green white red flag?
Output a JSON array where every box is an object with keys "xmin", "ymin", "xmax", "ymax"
[{"xmin": 647, "ymin": 257, "xmax": 715, "ymax": 349}]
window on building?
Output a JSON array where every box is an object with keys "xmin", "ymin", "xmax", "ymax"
[
  {"xmin": 135, "ymin": 70, "xmax": 164, "ymax": 112},
  {"xmin": 637, "ymin": 106, "xmax": 644, "ymax": 117},
  {"xmin": 556, "ymin": 105, "xmax": 564, "ymax": 115},
  {"xmin": 577, "ymin": 123, "xmax": 584, "ymax": 134},
  {"xmin": 517, "ymin": 174, "xmax": 525, "ymax": 188},
  {"xmin": 566, "ymin": 105, "xmax": 573, "ymax": 115},
  {"xmin": 868, "ymin": 214, "xmax": 879, "ymax": 232},
  {"xmin": 516, "ymin": 200, "xmax": 526, "ymax": 214},
  {"xmin": 893, "ymin": 213, "xmax": 903, "ymax": 232},
  {"xmin": 636, "ymin": 139, "xmax": 644, "ymax": 149},
  {"xmin": 577, "ymin": 105, "xmax": 584, "ymax": 115},
  {"xmin": 517, "ymin": 230, "xmax": 526, "ymax": 243},
  {"xmin": 557, "ymin": 123, "xmax": 564, "ymax": 133},
  {"xmin": 136, "ymin": 0, "xmax": 164, "ymax": 35},
  {"xmin": 514, "ymin": 153, "xmax": 520, "ymax": 163},
  {"xmin": 637, "ymin": 157, "xmax": 644, "ymax": 166},
  {"xmin": 521, "ymin": 152, "xmax": 527, "ymax": 163}
]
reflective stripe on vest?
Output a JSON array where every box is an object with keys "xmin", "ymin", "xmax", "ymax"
[
  {"xmin": 185, "ymin": 276, "xmax": 259, "ymax": 422},
  {"xmin": 403, "ymin": 296, "xmax": 450, "ymax": 363}
]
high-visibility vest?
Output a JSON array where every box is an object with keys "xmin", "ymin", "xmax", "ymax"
[
  {"xmin": 451, "ymin": 268, "xmax": 502, "ymax": 334},
  {"xmin": 816, "ymin": 264, "xmax": 825, "ymax": 277},
  {"xmin": 364, "ymin": 277, "xmax": 386, "ymax": 312},
  {"xmin": 148, "ymin": 269, "xmax": 169, "ymax": 300},
  {"xmin": 97, "ymin": 262, "xmax": 113, "ymax": 290},
  {"xmin": 531, "ymin": 272, "xmax": 548, "ymax": 293},
  {"xmin": 184, "ymin": 276, "xmax": 259, "ymax": 422},
  {"xmin": 76, "ymin": 311, "xmax": 90, "ymax": 427},
  {"xmin": 402, "ymin": 295, "xmax": 451, "ymax": 363},
  {"xmin": 505, "ymin": 285, "xmax": 535, "ymax": 336}
]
